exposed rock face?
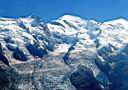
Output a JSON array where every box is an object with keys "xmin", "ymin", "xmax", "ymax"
[
  {"xmin": 0, "ymin": 15, "xmax": 128, "ymax": 90},
  {"xmin": 25, "ymin": 41, "xmax": 47, "ymax": 58},
  {"xmin": 70, "ymin": 66, "xmax": 102, "ymax": 90},
  {"xmin": 110, "ymin": 61, "xmax": 128, "ymax": 90},
  {"xmin": 0, "ymin": 43, "xmax": 10, "ymax": 66},
  {"xmin": 0, "ymin": 69, "xmax": 10, "ymax": 90}
]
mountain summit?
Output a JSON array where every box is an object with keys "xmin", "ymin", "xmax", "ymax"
[{"xmin": 0, "ymin": 15, "xmax": 128, "ymax": 90}]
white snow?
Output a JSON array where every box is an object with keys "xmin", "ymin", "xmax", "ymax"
[{"xmin": 0, "ymin": 14, "xmax": 128, "ymax": 62}]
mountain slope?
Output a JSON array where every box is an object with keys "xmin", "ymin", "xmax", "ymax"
[{"xmin": 0, "ymin": 15, "xmax": 128, "ymax": 90}]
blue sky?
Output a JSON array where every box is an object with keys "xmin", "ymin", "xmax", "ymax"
[{"xmin": 0, "ymin": 0, "xmax": 128, "ymax": 22}]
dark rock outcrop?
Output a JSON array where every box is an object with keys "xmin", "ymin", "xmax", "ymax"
[
  {"xmin": 70, "ymin": 65, "xmax": 102, "ymax": 90},
  {"xmin": 26, "ymin": 41, "xmax": 47, "ymax": 58},
  {"xmin": 110, "ymin": 61, "xmax": 128, "ymax": 90},
  {"xmin": 0, "ymin": 69, "xmax": 10, "ymax": 90},
  {"xmin": 0, "ymin": 43, "xmax": 9, "ymax": 66},
  {"xmin": 6, "ymin": 44, "xmax": 28, "ymax": 61},
  {"xmin": 12, "ymin": 47, "xmax": 28, "ymax": 61}
]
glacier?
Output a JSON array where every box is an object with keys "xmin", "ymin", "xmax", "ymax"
[{"xmin": 0, "ymin": 15, "xmax": 128, "ymax": 90}]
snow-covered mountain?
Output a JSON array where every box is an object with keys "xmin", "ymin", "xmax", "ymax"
[{"xmin": 0, "ymin": 15, "xmax": 128, "ymax": 90}]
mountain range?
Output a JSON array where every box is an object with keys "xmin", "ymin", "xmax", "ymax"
[{"xmin": 0, "ymin": 15, "xmax": 128, "ymax": 90}]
